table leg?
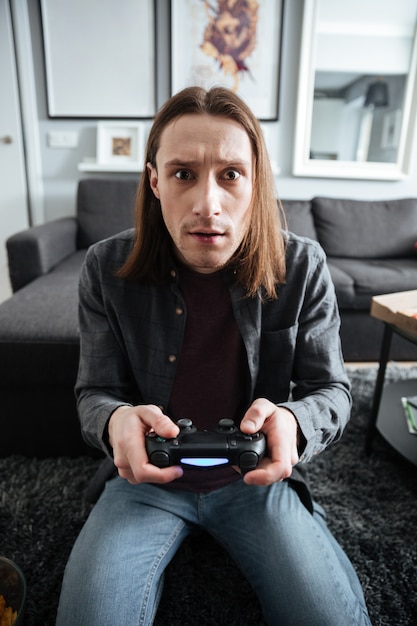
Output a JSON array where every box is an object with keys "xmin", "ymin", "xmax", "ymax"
[{"xmin": 365, "ymin": 324, "xmax": 393, "ymax": 454}]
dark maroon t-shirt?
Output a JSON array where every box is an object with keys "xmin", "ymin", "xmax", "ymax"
[{"xmin": 167, "ymin": 264, "xmax": 248, "ymax": 492}]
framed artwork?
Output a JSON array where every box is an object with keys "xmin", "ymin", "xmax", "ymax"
[
  {"xmin": 170, "ymin": 0, "xmax": 284, "ymax": 120},
  {"xmin": 40, "ymin": 0, "xmax": 156, "ymax": 118},
  {"xmin": 97, "ymin": 122, "xmax": 144, "ymax": 166}
]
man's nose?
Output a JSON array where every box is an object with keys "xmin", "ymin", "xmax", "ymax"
[{"xmin": 192, "ymin": 178, "xmax": 222, "ymax": 217}]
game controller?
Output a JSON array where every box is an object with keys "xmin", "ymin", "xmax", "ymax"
[{"xmin": 145, "ymin": 418, "xmax": 266, "ymax": 475}]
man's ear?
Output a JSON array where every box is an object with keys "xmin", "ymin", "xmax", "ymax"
[{"xmin": 147, "ymin": 162, "xmax": 160, "ymax": 199}]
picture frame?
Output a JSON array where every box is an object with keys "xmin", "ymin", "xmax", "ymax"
[
  {"xmin": 97, "ymin": 122, "xmax": 144, "ymax": 166},
  {"xmin": 40, "ymin": 0, "xmax": 156, "ymax": 118},
  {"xmin": 170, "ymin": 0, "xmax": 284, "ymax": 120}
]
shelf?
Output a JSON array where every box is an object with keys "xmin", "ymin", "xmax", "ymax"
[
  {"xmin": 78, "ymin": 160, "xmax": 142, "ymax": 173},
  {"xmin": 377, "ymin": 379, "xmax": 417, "ymax": 466}
]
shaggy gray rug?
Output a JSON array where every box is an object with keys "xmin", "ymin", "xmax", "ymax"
[{"xmin": 1, "ymin": 365, "xmax": 416, "ymax": 625}]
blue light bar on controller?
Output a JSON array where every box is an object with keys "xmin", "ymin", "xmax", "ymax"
[{"xmin": 180, "ymin": 458, "xmax": 229, "ymax": 467}]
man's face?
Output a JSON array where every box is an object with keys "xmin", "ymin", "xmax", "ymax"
[{"xmin": 147, "ymin": 113, "xmax": 254, "ymax": 274}]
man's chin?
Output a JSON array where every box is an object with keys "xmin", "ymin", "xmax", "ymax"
[
  {"xmin": 182, "ymin": 255, "xmax": 229, "ymax": 274},
  {"xmin": 174, "ymin": 243, "xmax": 236, "ymax": 274}
]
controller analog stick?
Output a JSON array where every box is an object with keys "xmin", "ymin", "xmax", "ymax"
[
  {"xmin": 217, "ymin": 419, "xmax": 236, "ymax": 431},
  {"xmin": 239, "ymin": 451, "xmax": 259, "ymax": 472},
  {"xmin": 150, "ymin": 451, "xmax": 170, "ymax": 467}
]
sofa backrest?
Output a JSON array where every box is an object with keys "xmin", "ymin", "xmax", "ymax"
[
  {"xmin": 281, "ymin": 199, "xmax": 318, "ymax": 240},
  {"xmin": 312, "ymin": 197, "xmax": 417, "ymax": 258},
  {"xmin": 76, "ymin": 178, "xmax": 138, "ymax": 248},
  {"xmin": 75, "ymin": 179, "xmax": 417, "ymax": 261}
]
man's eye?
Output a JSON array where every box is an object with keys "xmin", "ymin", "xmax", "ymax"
[
  {"xmin": 174, "ymin": 170, "xmax": 192, "ymax": 180},
  {"xmin": 224, "ymin": 169, "xmax": 240, "ymax": 181}
]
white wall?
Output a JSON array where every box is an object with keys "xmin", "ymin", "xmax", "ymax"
[{"xmin": 23, "ymin": 0, "xmax": 417, "ymax": 223}]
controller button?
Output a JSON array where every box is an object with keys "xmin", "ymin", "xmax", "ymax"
[
  {"xmin": 156, "ymin": 436, "xmax": 166, "ymax": 443},
  {"xmin": 151, "ymin": 451, "xmax": 170, "ymax": 467},
  {"xmin": 218, "ymin": 418, "xmax": 235, "ymax": 431},
  {"xmin": 239, "ymin": 451, "xmax": 258, "ymax": 469},
  {"xmin": 177, "ymin": 418, "xmax": 193, "ymax": 430}
]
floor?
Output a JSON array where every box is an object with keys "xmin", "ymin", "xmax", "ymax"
[{"xmin": 347, "ymin": 361, "xmax": 417, "ymax": 367}]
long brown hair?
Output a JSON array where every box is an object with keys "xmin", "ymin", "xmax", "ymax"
[{"xmin": 118, "ymin": 86, "xmax": 286, "ymax": 299}]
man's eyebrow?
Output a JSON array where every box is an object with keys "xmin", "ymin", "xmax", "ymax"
[
  {"xmin": 163, "ymin": 159, "xmax": 197, "ymax": 168},
  {"xmin": 163, "ymin": 158, "xmax": 251, "ymax": 168}
]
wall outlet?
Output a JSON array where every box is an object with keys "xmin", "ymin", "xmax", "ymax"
[{"xmin": 47, "ymin": 131, "xmax": 79, "ymax": 148}]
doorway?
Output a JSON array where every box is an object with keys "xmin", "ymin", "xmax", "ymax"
[{"xmin": 0, "ymin": 0, "xmax": 30, "ymax": 302}]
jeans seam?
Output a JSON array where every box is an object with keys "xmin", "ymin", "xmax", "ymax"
[
  {"xmin": 197, "ymin": 492, "xmax": 206, "ymax": 526},
  {"xmin": 309, "ymin": 515, "xmax": 366, "ymax": 626},
  {"xmin": 139, "ymin": 519, "xmax": 186, "ymax": 626}
]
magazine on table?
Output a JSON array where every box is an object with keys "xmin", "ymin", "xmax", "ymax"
[{"xmin": 401, "ymin": 396, "xmax": 417, "ymax": 435}]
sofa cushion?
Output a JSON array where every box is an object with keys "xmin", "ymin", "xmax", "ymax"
[
  {"xmin": 329, "ymin": 257, "xmax": 417, "ymax": 309},
  {"xmin": 326, "ymin": 262, "xmax": 355, "ymax": 309},
  {"xmin": 281, "ymin": 200, "xmax": 317, "ymax": 240},
  {"xmin": 312, "ymin": 197, "xmax": 417, "ymax": 258},
  {"xmin": 77, "ymin": 178, "xmax": 138, "ymax": 248},
  {"xmin": 0, "ymin": 251, "xmax": 85, "ymax": 384}
]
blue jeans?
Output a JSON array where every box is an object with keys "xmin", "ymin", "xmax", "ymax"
[{"xmin": 56, "ymin": 477, "xmax": 371, "ymax": 625}]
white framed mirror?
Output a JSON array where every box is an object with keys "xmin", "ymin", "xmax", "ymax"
[{"xmin": 293, "ymin": 0, "xmax": 417, "ymax": 180}]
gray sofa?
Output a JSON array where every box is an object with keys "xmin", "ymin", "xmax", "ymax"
[{"xmin": 1, "ymin": 178, "xmax": 417, "ymax": 457}]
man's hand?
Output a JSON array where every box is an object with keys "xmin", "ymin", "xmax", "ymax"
[
  {"xmin": 239, "ymin": 398, "xmax": 300, "ymax": 486},
  {"xmin": 108, "ymin": 405, "xmax": 183, "ymax": 485}
]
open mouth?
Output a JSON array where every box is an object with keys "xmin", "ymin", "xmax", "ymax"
[{"xmin": 191, "ymin": 231, "xmax": 224, "ymax": 241}]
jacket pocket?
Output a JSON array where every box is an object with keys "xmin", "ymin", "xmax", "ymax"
[{"xmin": 255, "ymin": 324, "xmax": 298, "ymax": 402}]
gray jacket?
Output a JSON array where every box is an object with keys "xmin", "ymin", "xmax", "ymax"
[{"xmin": 77, "ymin": 229, "xmax": 351, "ymax": 506}]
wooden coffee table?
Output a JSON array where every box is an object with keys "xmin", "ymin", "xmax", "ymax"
[{"xmin": 366, "ymin": 292, "xmax": 417, "ymax": 465}]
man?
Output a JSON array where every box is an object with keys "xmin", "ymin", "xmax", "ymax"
[{"xmin": 56, "ymin": 86, "xmax": 371, "ymax": 625}]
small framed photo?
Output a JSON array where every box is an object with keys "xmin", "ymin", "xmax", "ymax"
[
  {"xmin": 170, "ymin": 0, "xmax": 284, "ymax": 120},
  {"xmin": 97, "ymin": 122, "xmax": 144, "ymax": 165}
]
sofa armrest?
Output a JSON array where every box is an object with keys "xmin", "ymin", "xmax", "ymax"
[{"xmin": 6, "ymin": 217, "xmax": 78, "ymax": 292}]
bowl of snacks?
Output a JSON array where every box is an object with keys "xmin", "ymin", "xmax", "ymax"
[{"xmin": 0, "ymin": 557, "xmax": 27, "ymax": 625}]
